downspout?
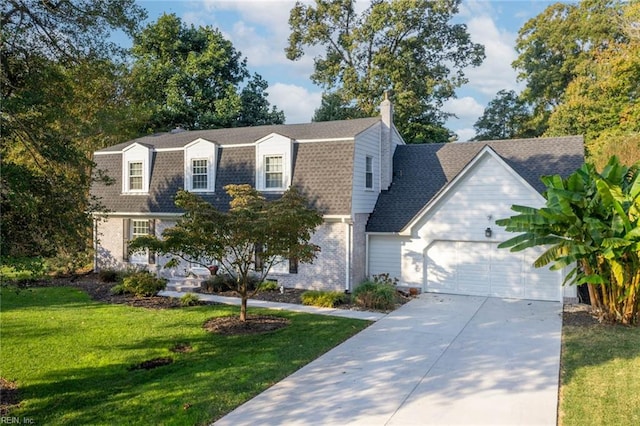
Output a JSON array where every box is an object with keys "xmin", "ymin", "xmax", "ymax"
[
  {"xmin": 365, "ymin": 233, "xmax": 370, "ymax": 278},
  {"xmin": 93, "ymin": 218, "xmax": 99, "ymax": 272},
  {"xmin": 345, "ymin": 220, "xmax": 351, "ymax": 292}
]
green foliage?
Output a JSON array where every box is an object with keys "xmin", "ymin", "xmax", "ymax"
[
  {"xmin": 0, "ymin": 286, "xmax": 368, "ymax": 424},
  {"xmin": 286, "ymin": 0, "xmax": 484, "ymax": 143},
  {"xmin": 130, "ymin": 14, "xmax": 284, "ymax": 132},
  {"xmin": 202, "ymin": 274, "xmax": 234, "ymax": 293},
  {"xmin": 0, "ymin": 257, "xmax": 46, "ymax": 281},
  {"xmin": 513, "ymin": 0, "xmax": 628, "ymax": 134},
  {"xmin": 179, "ymin": 293, "xmax": 200, "ymax": 307},
  {"xmin": 301, "ymin": 290, "xmax": 347, "ymax": 308},
  {"xmin": 259, "ymin": 280, "xmax": 280, "ymax": 292},
  {"xmin": 121, "ymin": 272, "xmax": 167, "ymax": 297},
  {"xmin": 353, "ymin": 280, "xmax": 396, "ymax": 310},
  {"xmin": 129, "ymin": 185, "xmax": 323, "ymax": 320},
  {"xmin": 497, "ymin": 156, "xmax": 640, "ymax": 324},
  {"xmin": 312, "ymin": 91, "xmax": 369, "ymax": 122},
  {"xmin": 110, "ymin": 283, "xmax": 127, "ymax": 295},
  {"xmin": 473, "ymin": 90, "xmax": 534, "ymax": 141},
  {"xmin": 1, "ymin": 1, "xmax": 147, "ymax": 260}
]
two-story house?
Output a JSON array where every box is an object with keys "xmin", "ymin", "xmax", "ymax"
[
  {"xmin": 91, "ymin": 97, "xmax": 402, "ymax": 292},
  {"xmin": 91, "ymin": 98, "xmax": 584, "ymax": 302}
]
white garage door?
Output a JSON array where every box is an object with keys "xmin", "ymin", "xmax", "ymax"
[{"xmin": 425, "ymin": 241, "xmax": 562, "ymax": 301}]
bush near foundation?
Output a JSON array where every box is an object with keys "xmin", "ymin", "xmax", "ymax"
[{"xmin": 353, "ymin": 280, "xmax": 396, "ymax": 310}]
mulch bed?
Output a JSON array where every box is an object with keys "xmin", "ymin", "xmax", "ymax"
[
  {"xmin": 563, "ymin": 304, "xmax": 601, "ymax": 327},
  {"xmin": 0, "ymin": 378, "xmax": 19, "ymax": 416},
  {"xmin": 203, "ymin": 315, "xmax": 291, "ymax": 335}
]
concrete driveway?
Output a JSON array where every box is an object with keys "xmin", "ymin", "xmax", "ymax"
[{"xmin": 215, "ymin": 294, "xmax": 563, "ymax": 425}]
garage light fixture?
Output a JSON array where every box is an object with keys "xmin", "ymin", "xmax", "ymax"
[{"xmin": 485, "ymin": 227, "xmax": 492, "ymax": 238}]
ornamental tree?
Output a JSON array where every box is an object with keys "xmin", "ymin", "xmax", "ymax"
[
  {"xmin": 497, "ymin": 156, "xmax": 640, "ymax": 325},
  {"xmin": 129, "ymin": 185, "xmax": 323, "ymax": 321}
]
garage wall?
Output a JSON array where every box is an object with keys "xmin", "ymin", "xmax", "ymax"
[{"xmin": 367, "ymin": 151, "xmax": 577, "ymax": 301}]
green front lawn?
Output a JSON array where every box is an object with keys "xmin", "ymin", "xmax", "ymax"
[
  {"xmin": 0, "ymin": 287, "xmax": 369, "ymax": 425},
  {"xmin": 560, "ymin": 321, "xmax": 640, "ymax": 425}
]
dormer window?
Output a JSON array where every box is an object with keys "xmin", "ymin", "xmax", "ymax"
[
  {"xmin": 184, "ymin": 139, "xmax": 216, "ymax": 192},
  {"xmin": 129, "ymin": 162, "xmax": 143, "ymax": 190},
  {"xmin": 265, "ymin": 155, "xmax": 284, "ymax": 189},
  {"xmin": 191, "ymin": 159, "xmax": 209, "ymax": 190},
  {"xmin": 256, "ymin": 133, "xmax": 292, "ymax": 192},
  {"xmin": 122, "ymin": 143, "xmax": 152, "ymax": 194}
]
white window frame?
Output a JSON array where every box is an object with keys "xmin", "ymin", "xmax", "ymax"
[
  {"xmin": 365, "ymin": 155, "xmax": 373, "ymax": 190},
  {"xmin": 122, "ymin": 143, "xmax": 152, "ymax": 194},
  {"xmin": 264, "ymin": 155, "xmax": 284, "ymax": 189},
  {"xmin": 129, "ymin": 220, "xmax": 150, "ymax": 264},
  {"xmin": 191, "ymin": 158, "xmax": 209, "ymax": 190},
  {"xmin": 184, "ymin": 138, "xmax": 216, "ymax": 192},
  {"xmin": 128, "ymin": 161, "xmax": 144, "ymax": 191},
  {"xmin": 255, "ymin": 133, "xmax": 292, "ymax": 192}
]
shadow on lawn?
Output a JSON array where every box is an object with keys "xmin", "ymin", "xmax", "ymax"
[{"xmin": 561, "ymin": 322, "xmax": 640, "ymax": 383}]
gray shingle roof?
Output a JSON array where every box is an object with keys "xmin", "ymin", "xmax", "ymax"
[
  {"xmin": 366, "ymin": 136, "xmax": 585, "ymax": 233},
  {"xmin": 92, "ymin": 117, "xmax": 378, "ymax": 215},
  {"xmin": 95, "ymin": 117, "xmax": 381, "ymax": 152}
]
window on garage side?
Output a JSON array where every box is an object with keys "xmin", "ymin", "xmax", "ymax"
[{"xmin": 365, "ymin": 156, "xmax": 373, "ymax": 189}]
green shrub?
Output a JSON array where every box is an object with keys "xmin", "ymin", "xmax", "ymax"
[
  {"xmin": 110, "ymin": 283, "xmax": 126, "ymax": 295},
  {"xmin": 180, "ymin": 293, "xmax": 200, "ymax": 307},
  {"xmin": 353, "ymin": 280, "xmax": 396, "ymax": 310},
  {"xmin": 122, "ymin": 272, "xmax": 166, "ymax": 297},
  {"xmin": 259, "ymin": 280, "xmax": 279, "ymax": 292},
  {"xmin": 98, "ymin": 269, "xmax": 119, "ymax": 283},
  {"xmin": 202, "ymin": 274, "xmax": 234, "ymax": 293},
  {"xmin": 301, "ymin": 290, "xmax": 347, "ymax": 308}
]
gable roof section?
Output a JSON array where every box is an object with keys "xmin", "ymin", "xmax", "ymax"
[
  {"xmin": 95, "ymin": 117, "xmax": 381, "ymax": 153},
  {"xmin": 366, "ymin": 135, "xmax": 584, "ymax": 233}
]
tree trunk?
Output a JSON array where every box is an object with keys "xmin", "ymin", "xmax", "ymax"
[{"xmin": 240, "ymin": 295, "xmax": 247, "ymax": 322}]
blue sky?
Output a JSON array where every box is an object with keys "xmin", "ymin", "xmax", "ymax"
[{"xmin": 128, "ymin": 0, "xmax": 558, "ymax": 141}]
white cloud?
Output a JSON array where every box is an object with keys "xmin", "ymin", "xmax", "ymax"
[
  {"xmin": 268, "ymin": 83, "xmax": 322, "ymax": 124},
  {"xmin": 444, "ymin": 97, "xmax": 484, "ymax": 121},
  {"xmin": 464, "ymin": 15, "xmax": 522, "ymax": 96},
  {"xmin": 453, "ymin": 128, "xmax": 477, "ymax": 143}
]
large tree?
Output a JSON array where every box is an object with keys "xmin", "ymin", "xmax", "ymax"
[
  {"xmin": 472, "ymin": 90, "xmax": 533, "ymax": 141},
  {"xmin": 130, "ymin": 14, "xmax": 284, "ymax": 132},
  {"xmin": 1, "ymin": 1, "xmax": 146, "ymax": 265},
  {"xmin": 497, "ymin": 157, "xmax": 640, "ymax": 325},
  {"xmin": 545, "ymin": 2, "xmax": 640, "ymax": 168},
  {"xmin": 312, "ymin": 92, "xmax": 368, "ymax": 122},
  {"xmin": 513, "ymin": 0, "xmax": 628, "ymax": 134},
  {"xmin": 129, "ymin": 185, "xmax": 323, "ymax": 321},
  {"xmin": 286, "ymin": 0, "xmax": 484, "ymax": 143}
]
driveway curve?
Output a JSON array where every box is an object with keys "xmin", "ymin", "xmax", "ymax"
[{"xmin": 215, "ymin": 294, "xmax": 563, "ymax": 425}]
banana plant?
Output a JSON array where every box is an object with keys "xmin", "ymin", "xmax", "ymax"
[{"xmin": 497, "ymin": 156, "xmax": 640, "ymax": 325}]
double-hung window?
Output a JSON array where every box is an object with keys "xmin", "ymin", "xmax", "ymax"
[
  {"xmin": 365, "ymin": 156, "xmax": 373, "ymax": 189},
  {"xmin": 129, "ymin": 162, "xmax": 143, "ymax": 191},
  {"xmin": 129, "ymin": 219, "xmax": 153, "ymax": 264},
  {"xmin": 191, "ymin": 159, "xmax": 208, "ymax": 190},
  {"xmin": 265, "ymin": 155, "xmax": 283, "ymax": 189}
]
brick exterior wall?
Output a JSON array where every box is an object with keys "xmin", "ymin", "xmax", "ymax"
[
  {"xmin": 95, "ymin": 217, "xmax": 353, "ymax": 292},
  {"xmin": 266, "ymin": 220, "xmax": 348, "ymax": 291}
]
